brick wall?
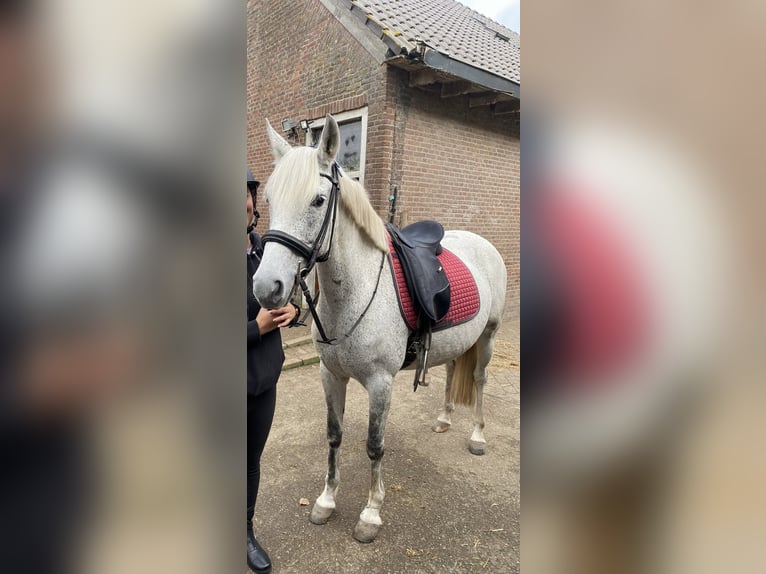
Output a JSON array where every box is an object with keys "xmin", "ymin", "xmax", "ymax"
[
  {"xmin": 387, "ymin": 68, "xmax": 520, "ymax": 317},
  {"xmin": 248, "ymin": 0, "xmax": 520, "ymax": 317},
  {"xmin": 247, "ymin": 0, "xmax": 391, "ymax": 221}
]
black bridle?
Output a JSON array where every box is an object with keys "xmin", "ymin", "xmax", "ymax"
[
  {"xmin": 261, "ymin": 162, "xmax": 385, "ymax": 345},
  {"xmin": 262, "ymin": 162, "xmax": 341, "ymax": 274}
]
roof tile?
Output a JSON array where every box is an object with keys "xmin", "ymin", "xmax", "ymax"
[{"xmin": 352, "ymin": 0, "xmax": 520, "ymax": 83}]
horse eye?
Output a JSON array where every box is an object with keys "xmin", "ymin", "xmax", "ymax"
[{"xmin": 311, "ymin": 195, "xmax": 326, "ymax": 207}]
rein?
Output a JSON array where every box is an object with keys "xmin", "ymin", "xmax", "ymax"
[{"xmin": 261, "ymin": 162, "xmax": 385, "ymax": 345}]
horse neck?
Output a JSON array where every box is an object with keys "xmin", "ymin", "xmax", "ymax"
[{"xmin": 316, "ymin": 208, "xmax": 383, "ymax": 314}]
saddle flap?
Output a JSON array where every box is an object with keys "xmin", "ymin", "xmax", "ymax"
[{"xmin": 386, "ymin": 222, "xmax": 451, "ymax": 323}]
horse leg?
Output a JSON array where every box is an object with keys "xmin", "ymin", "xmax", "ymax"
[
  {"xmin": 432, "ymin": 359, "xmax": 456, "ymax": 433},
  {"xmin": 469, "ymin": 329, "xmax": 496, "ymax": 456},
  {"xmin": 309, "ymin": 364, "xmax": 348, "ymax": 525},
  {"xmin": 353, "ymin": 374, "xmax": 393, "ymax": 543}
]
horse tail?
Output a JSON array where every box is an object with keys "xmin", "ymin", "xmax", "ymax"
[{"xmin": 450, "ymin": 342, "xmax": 479, "ymax": 407}]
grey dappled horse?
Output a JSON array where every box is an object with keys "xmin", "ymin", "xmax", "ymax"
[{"xmin": 253, "ymin": 116, "xmax": 507, "ymax": 542}]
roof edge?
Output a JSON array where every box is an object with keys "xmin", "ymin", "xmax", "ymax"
[
  {"xmin": 390, "ymin": 47, "xmax": 520, "ymax": 99},
  {"xmin": 319, "ymin": 0, "xmax": 520, "ymax": 97},
  {"xmin": 318, "ymin": 0, "xmax": 389, "ymax": 64}
]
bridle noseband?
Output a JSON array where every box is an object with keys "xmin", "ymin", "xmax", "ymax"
[{"xmin": 260, "ymin": 162, "xmax": 385, "ymax": 345}]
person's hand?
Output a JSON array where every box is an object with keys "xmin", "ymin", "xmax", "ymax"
[
  {"xmin": 269, "ymin": 303, "xmax": 297, "ymax": 328},
  {"xmin": 256, "ymin": 307, "xmax": 280, "ymax": 335}
]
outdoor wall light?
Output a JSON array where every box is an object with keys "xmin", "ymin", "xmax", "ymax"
[
  {"xmin": 299, "ymin": 119, "xmax": 313, "ymax": 131},
  {"xmin": 281, "ymin": 118, "xmax": 298, "ymax": 133}
]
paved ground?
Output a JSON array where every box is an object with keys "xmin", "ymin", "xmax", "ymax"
[{"xmin": 254, "ymin": 321, "xmax": 519, "ymax": 573}]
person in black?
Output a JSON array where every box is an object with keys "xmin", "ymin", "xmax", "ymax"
[{"xmin": 246, "ymin": 170, "xmax": 299, "ymax": 574}]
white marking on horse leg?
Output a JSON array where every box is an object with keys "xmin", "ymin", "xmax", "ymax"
[
  {"xmin": 469, "ymin": 380, "xmax": 487, "ymax": 455},
  {"xmin": 469, "ymin": 335, "xmax": 494, "ymax": 456},
  {"xmin": 311, "ymin": 366, "xmax": 348, "ymax": 525},
  {"xmin": 354, "ymin": 378, "xmax": 392, "ymax": 543},
  {"xmin": 433, "ymin": 360, "xmax": 456, "ymax": 433},
  {"xmin": 353, "ymin": 458, "xmax": 384, "ymax": 543}
]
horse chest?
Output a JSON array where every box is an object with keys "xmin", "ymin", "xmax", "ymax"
[
  {"xmin": 315, "ymin": 339, "xmax": 380, "ymax": 377},
  {"xmin": 314, "ymin": 323, "xmax": 404, "ymax": 380}
]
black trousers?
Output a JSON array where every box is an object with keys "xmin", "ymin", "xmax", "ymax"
[{"xmin": 247, "ymin": 385, "xmax": 277, "ymax": 530}]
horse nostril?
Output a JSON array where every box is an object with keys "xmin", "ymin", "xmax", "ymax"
[{"xmin": 272, "ymin": 280, "xmax": 283, "ymax": 298}]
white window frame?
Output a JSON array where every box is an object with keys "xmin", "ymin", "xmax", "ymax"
[{"xmin": 306, "ymin": 106, "xmax": 368, "ymax": 184}]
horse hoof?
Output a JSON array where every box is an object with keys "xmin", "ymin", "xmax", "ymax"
[
  {"xmin": 309, "ymin": 503, "xmax": 334, "ymax": 525},
  {"xmin": 432, "ymin": 421, "xmax": 451, "ymax": 433},
  {"xmin": 468, "ymin": 440, "xmax": 486, "ymax": 455},
  {"xmin": 352, "ymin": 519, "xmax": 381, "ymax": 543}
]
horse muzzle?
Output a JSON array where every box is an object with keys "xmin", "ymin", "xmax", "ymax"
[{"xmin": 253, "ymin": 267, "xmax": 293, "ymax": 310}]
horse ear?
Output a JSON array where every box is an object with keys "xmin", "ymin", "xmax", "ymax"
[
  {"xmin": 265, "ymin": 119, "xmax": 291, "ymax": 160},
  {"xmin": 317, "ymin": 115, "xmax": 340, "ymax": 166}
]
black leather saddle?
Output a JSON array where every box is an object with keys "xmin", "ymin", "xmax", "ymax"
[{"xmin": 386, "ymin": 221, "xmax": 451, "ymax": 323}]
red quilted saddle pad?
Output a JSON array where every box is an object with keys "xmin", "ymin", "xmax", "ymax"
[{"xmin": 387, "ymin": 233, "xmax": 480, "ymax": 332}]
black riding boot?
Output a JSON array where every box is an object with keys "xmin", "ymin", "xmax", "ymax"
[{"xmin": 247, "ymin": 528, "xmax": 272, "ymax": 574}]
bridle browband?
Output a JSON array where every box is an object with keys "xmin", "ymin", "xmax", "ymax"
[{"xmin": 261, "ymin": 162, "xmax": 385, "ymax": 345}]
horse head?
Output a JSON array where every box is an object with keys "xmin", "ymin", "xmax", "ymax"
[{"xmin": 253, "ymin": 115, "xmax": 341, "ymax": 309}]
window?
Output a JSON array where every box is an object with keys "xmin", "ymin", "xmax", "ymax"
[{"xmin": 307, "ymin": 107, "xmax": 368, "ymax": 183}]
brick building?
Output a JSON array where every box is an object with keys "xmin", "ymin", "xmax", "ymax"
[{"xmin": 247, "ymin": 0, "xmax": 520, "ymax": 316}]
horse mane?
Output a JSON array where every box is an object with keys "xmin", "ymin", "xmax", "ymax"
[
  {"xmin": 264, "ymin": 147, "xmax": 319, "ymax": 211},
  {"xmin": 265, "ymin": 146, "xmax": 388, "ymax": 253},
  {"xmin": 337, "ymin": 174, "xmax": 388, "ymax": 253}
]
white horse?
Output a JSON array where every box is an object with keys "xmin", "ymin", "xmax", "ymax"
[{"xmin": 253, "ymin": 115, "xmax": 507, "ymax": 543}]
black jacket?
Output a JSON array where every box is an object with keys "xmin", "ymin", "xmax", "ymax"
[{"xmin": 247, "ymin": 232, "xmax": 285, "ymax": 397}]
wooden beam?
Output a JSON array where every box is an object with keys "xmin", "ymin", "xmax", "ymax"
[
  {"xmin": 408, "ymin": 69, "xmax": 440, "ymax": 87},
  {"xmin": 418, "ymin": 83, "xmax": 442, "ymax": 96},
  {"xmin": 468, "ymin": 92, "xmax": 500, "ymax": 108},
  {"xmin": 440, "ymin": 80, "xmax": 474, "ymax": 98},
  {"xmin": 493, "ymin": 99, "xmax": 520, "ymax": 115}
]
